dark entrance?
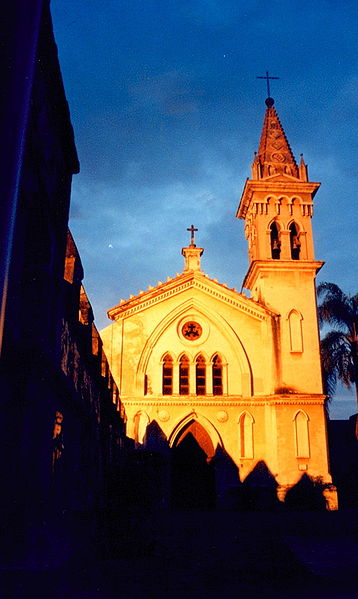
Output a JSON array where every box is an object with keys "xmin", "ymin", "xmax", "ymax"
[{"xmin": 171, "ymin": 422, "xmax": 215, "ymax": 509}]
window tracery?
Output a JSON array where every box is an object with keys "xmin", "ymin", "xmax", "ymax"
[
  {"xmin": 158, "ymin": 352, "xmax": 226, "ymax": 395},
  {"xmin": 212, "ymin": 354, "xmax": 223, "ymax": 395},
  {"xmin": 162, "ymin": 353, "xmax": 173, "ymax": 395},
  {"xmin": 196, "ymin": 354, "xmax": 206, "ymax": 395},
  {"xmin": 179, "ymin": 355, "xmax": 190, "ymax": 395}
]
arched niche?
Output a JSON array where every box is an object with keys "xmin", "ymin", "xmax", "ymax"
[
  {"xmin": 287, "ymin": 309, "xmax": 303, "ymax": 353},
  {"xmin": 293, "ymin": 410, "xmax": 310, "ymax": 458},
  {"xmin": 133, "ymin": 411, "xmax": 150, "ymax": 445},
  {"xmin": 238, "ymin": 411, "xmax": 254, "ymax": 459}
]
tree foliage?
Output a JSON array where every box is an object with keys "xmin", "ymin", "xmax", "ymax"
[{"xmin": 317, "ymin": 282, "xmax": 358, "ymax": 417}]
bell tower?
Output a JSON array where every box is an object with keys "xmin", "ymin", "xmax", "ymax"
[{"xmin": 237, "ymin": 97, "xmax": 324, "ymax": 394}]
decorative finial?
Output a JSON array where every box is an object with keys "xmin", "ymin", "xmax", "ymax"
[
  {"xmin": 256, "ymin": 70, "xmax": 279, "ymax": 104},
  {"xmin": 182, "ymin": 225, "xmax": 203, "ymax": 271},
  {"xmin": 187, "ymin": 224, "xmax": 198, "ymax": 247}
]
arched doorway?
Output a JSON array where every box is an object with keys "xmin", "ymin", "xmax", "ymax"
[{"xmin": 171, "ymin": 421, "xmax": 215, "ymax": 509}]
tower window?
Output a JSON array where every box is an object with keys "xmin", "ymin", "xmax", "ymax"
[
  {"xmin": 270, "ymin": 222, "xmax": 281, "ymax": 259},
  {"xmin": 289, "ymin": 223, "xmax": 300, "ymax": 260},
  {"xmin": 162, "ymin": 354, "xmax": 173, "ymax": 395},
  {"xmin": 212, "ymin": 354, "xmax": 223, "ymax": 395},
  {"xmin": 179, "ymin": 355, "xmax": 190, "ymax": 395},
  {"xmin": 196, "ymin": 354, "xmax": 206, "ymax": 395}
]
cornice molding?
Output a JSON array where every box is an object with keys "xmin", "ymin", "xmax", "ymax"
[
  {"xmin": 243, "ymin": 259, "xmax": 324, "ymax": 290},
  {"xmin": 122, "ymin": 393, "xmax": 326, "ymax": 408},
  {"xmin": 237, "ymin": 179, "xmax": 320, "ymax": 219},
  {"xmin": 108, "ymin": 272, "xmax": 271, "ymax": 321}
]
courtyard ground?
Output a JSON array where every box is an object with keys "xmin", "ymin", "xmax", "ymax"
[{"xmin": 1, "ymin": 508, "xmax": 358, "ymax": 598}]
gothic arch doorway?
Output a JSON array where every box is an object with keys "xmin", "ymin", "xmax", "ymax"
[{"xmin": 171, "ymin": 420, "xmax": 216, "ymax": 509}]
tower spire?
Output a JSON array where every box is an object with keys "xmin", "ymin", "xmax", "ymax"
[{"xmin": 253, "ymin": 99, "xmax": 299, "ymax": 179}]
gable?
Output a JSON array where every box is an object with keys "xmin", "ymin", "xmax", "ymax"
[{"xmin": 107, "ymin": 271, "xmax": 272, "ymax": 323}]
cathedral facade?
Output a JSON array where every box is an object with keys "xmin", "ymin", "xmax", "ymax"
[{"xmin": 101, "ymin": 98, "xmax": 338, "ymax": 509}]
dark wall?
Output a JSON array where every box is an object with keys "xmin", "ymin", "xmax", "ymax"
[
  {"xmin": 0, "ymin": 3, "xmax": 125, "ymax": 568},
  {"xmin": 328, "ymin": 416, "xmax": 358, "ymax": 509}
]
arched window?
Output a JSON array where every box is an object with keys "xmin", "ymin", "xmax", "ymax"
[
  {"xmin": 270, "ymin": 222, "xmax": 281, "ymax": 259},
  {"xmin": 144, "ymin": 374, "xmax": 148, "ymax": 395},
  {"xmin": 134, "ymin": 411, "xmax": 149, "ymax": 445},
  {"xmin": 212, "ymin": 354, "xmax": 223, "ymax": 395},
  {"xmin": 179, "ymin": 355, "xmax": 190, "ymax": 395},
  {"xmin": 294, "ymin": 411, "xmax": 310, "ymax": 458},
  {"xmin": 289, "ymin": 222, "xmax": 300, "ymax": 260},
  {"xmin": 196, "ymin": 354, "xmax": 206, "ymax": 395},
  {"xmin": 288, "ymin": 309, "xmax": 303, "ymax": 352},
  {"xmin": 238, "ymin": 412, "xmax": 254, "ymax": 459},
  {"xmin": 162, "ymin": 353, "xmax": 173, "ymax": 395}
]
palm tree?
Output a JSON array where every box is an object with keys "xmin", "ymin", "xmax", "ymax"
[{"xmin": 317, "ymin": 282, "xmax": 358, "ymax": 434}]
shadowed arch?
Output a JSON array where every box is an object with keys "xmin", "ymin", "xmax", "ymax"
[
  {"xmin": 168, "ymin": 412, "xmax": 223, "ymax": 455},
  {"xmin": 170, "ymin": 415, "xmax": 218, "ymax": 508}
]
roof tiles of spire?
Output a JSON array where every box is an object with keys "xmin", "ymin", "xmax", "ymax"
[{"xmin": 253, "ymin": 97, "xmax": 299, "ymax": 180}]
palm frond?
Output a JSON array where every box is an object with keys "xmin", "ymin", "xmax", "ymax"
[
  {"xmin": 320, "ymin": 330, "xmax": 356, "ymax": 391},
  {"xmin": 317, "ymin": 281, "xmax": 356, "ymax": 335}
]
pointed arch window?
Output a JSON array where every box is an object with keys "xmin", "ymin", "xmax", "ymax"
[
  {"xmin": 294, "ymin": 411, "xmax": 310, "ymax": 458},
  {"xmin": 162, "ymin": 353, "xmax": 173, "ymax": 395},
  {"xmin": 289, "ymin": 222, "xmax": 300, "ymax": 260},
  {"xmin": 238, "ymin": 412, "xmax": 254, "ymax": 459},
  {"xmin": 134, "ymin": 411, "xmax": 149, "ymax": 445},
  {"xmin": 270, "ymin": 222, "xmax": 281, "ymax": 259},
  {"xmin": 179, "ymin": 355, "xmax": 190, "ymax": 395},
  {"xmin": 196, "ymin": 354, "xmax": 206, "ymax": 395},
  {"xmin": 288, "ymin": 309, "xmax": 303, "ymax": 353},
  {"xmin": 212, "ymin": 354, "xmax": 223, "ymax": 395}
]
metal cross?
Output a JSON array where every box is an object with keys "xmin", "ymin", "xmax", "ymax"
[
  {"xmin": 187, "ymin": 224, "xmax": 198, "ymax": 246},
  {"xmin": 256, "ymin": 71, "xmax": 280, "ymax": 97}
]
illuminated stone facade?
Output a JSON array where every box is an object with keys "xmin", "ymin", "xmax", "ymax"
[{"xmin": 101, "ymin": 99, "xmax": 338, "ymax": 509}]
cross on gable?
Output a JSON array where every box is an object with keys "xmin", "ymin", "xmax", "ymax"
[{"xmin": 187, "ymin": 224, "xmax": 198, "ymax": 247}]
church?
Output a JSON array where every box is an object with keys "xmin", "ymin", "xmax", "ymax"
[{"xmin": 101, "ymin": 97, "xmax": 338, "ymax": 510}]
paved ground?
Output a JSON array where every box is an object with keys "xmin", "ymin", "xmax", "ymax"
[{"xmin": 2, "ymin": 509, "xmax": 358, "ymax": 598}]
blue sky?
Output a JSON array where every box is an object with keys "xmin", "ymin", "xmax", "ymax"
[{"xmin": 51, "ymin": 1, "xmax": 357, "ymax": 418}]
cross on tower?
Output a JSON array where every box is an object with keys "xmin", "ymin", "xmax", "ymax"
[
  {"xmin": 256, "ymin": 70, "xmax": 280, "ymax": 98},
  {"xmin": 187, "ymin": 224, "xmax": 198, "ymax": 247}
]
